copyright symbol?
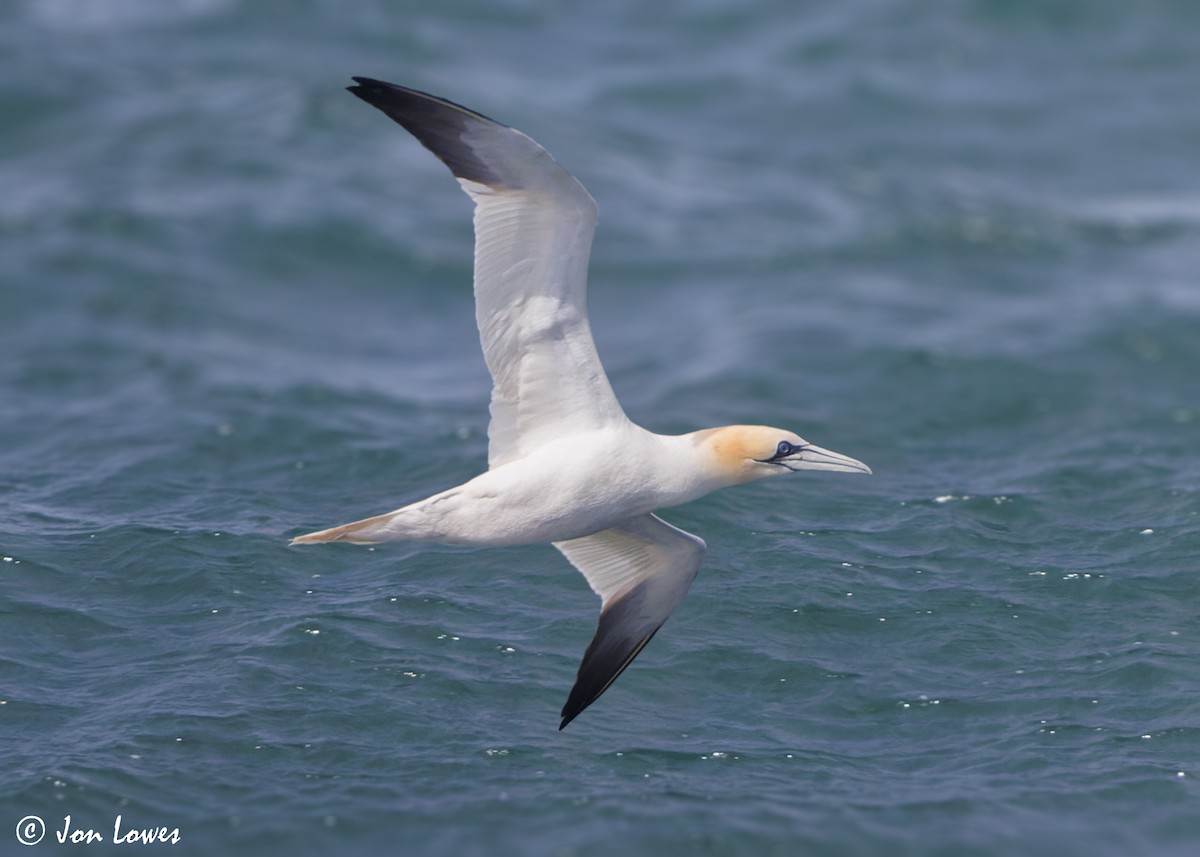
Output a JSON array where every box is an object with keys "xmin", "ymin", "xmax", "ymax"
[{"xmin": 15, "ymin": 816, "xmax": 45, "ymax": 846}]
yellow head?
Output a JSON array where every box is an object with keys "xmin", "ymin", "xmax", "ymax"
[{"xmin": 696, "ymin": 425, "xmax": 871, "ymax": 486}]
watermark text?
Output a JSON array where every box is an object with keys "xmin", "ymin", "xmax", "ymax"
[{"xmin": 15, "ymin": 815, "xmax": 180, "ymax": 846}]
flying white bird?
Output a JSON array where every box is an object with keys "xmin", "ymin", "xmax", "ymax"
[{"xmin": 293, "ymin": 78, "xmax": 871, "ymax": 729}]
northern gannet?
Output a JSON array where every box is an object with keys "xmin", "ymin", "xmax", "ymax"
[{"xmin": 293, "ymin": 78, "xmax": 871, "ymax": 729}]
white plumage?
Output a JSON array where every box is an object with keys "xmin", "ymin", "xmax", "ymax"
[{"xmin": 293, "ymin": 79, "xmax": 870, "ymax": 728}]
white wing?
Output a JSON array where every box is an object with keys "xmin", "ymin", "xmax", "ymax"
[
  {"xmin": 348, "ymin": 79, "xmax": 629, "ymax": 467},
  {"xmin": 553, "ymin": 514, "xmax": 706, "ymax": 729}
]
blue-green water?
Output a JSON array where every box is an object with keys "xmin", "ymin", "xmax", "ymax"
[{"xmin": 3, "ymin": 1, "xmax": 1199, "ymax": 855}]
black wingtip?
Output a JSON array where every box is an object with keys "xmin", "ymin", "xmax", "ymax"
[
  {"xmin": 345, "ymin": 76, "xmax": 504, "ymax": 126},
  {"xmin": 346, "ymin": 76, "xmax": 390, "ymax": 99},
  {"xmin": 345, "ymin": 77, "xmax": 389, "ymax": 106},
  {"xmin": 343, "ymin": 76, "xmax": 507, "ymax": 187},
  {"xmin": 557, "ymin": 582, "xmax": 664, "ymax": 730},
  {"xmin": 559, "ymin": 697, "xmax": 598, "ymax": 730}
]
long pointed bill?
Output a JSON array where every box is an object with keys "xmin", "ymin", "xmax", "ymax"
[{"xmin": 784, "ymin": 443, "xmax": 872, "ymax": 474}]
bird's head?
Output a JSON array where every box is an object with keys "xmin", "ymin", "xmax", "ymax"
[{"xmin": 697, "ymin": 425, "xmax": 871, "ymax": 486}]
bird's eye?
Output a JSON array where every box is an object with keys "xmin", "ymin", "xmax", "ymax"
[{"xmin": 775, "ymin": 441, "xmax": 795, "ymax": 458}]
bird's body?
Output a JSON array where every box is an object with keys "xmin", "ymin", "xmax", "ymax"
[
  {"xmin": 294, "ymin": 79, "xmax": 870, "ymax": 728},
  {"xmin": 299, "ymin": 426, "xmax": 702, "ymax": 546}
]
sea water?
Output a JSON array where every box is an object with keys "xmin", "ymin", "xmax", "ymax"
[{"xmin": 2, "ymin": 1, "xmax": 1198, "ymax": 854}]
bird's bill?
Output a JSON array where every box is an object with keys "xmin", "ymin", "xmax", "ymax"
[{"xmin": 784, "ymin": 443, "xmax": 871, "ymax": 474}]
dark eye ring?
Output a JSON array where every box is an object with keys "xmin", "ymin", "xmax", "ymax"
[{"xmin": 775, "ymin": 441, "xmax": 795, "ymax": 458}]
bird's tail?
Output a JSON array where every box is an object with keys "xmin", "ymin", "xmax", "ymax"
[{"xmin": 290, "ymin": 510, "xmax": 405, "ymax": 545}]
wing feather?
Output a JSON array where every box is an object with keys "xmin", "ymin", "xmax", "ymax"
[
  {"xmin": 553, "ymin": 514, "xmax": 706, "ymax": 729},
  {"xmin": 347, "ymin": 78, "xmax": 628, "ymax": 467}
]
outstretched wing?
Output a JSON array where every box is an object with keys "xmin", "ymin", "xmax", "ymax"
[
  {"xmin": 553, "ymin": 514, "xmax": 706, "ymax": 729},
  {"xmin": 347, "ymin": 79, "xmax": 629, "ymax": 468}
]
